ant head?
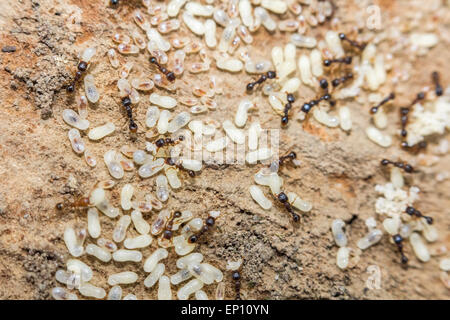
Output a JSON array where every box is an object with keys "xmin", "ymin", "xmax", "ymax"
[{"xmin": 129, "ymin": 121, "xmax": 138, "ymax": 132}]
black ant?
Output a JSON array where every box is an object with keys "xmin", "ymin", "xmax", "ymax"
[
  {"xmin": 187, "ymin": 214, "xmax": 217, "ymax": 243},
  {"xmin": 162, "ymin": 211, "xmax": 182, "ymax": 240},
  {"xmin": 380, "ymin": 159, "xmax": 414, "ymax": 173},
  {"xmin": 339, "ymin": 33, "xmax": 366, "ymax": 50},
  {"xmin": 165, "ymin": 157, "xmax": 196, "ymax": 177},
  {"xmin": 276, "ymin": 151, "xmax": 297, "ymax": 167},
  {"xmin": 401, "ymin": 140, "xmax": 427, "ymax": 151},
  {"xmin": 393, "ymin": 234, "xmax": 408, "ymax": 264},
  {"xmin": 432, "ymin": 71, "xmax": 443, "ymax": 96},
  {"xmin": 331, "ymin": 72, "xmax": 353, "ymax": 87},
  {"xmin": 232, "ymin": 270, "xmax": 242, "ymax": 300},
  {"xmin": 246, "ymin": 71, "xmax": 276, "ymax": 92},
  {"xmin": 323, "ymin": 56, "xmax": 352, "ymax": 67},
  {"xmin": 345, "ymin": 214, "xmax": 358, "ymax": 225},
  {"xmin": 281, "ymin": 94, "xmax": 295, "ymax": 125},
  {"xmin": 405, "ymin": 206, "xmax": 433, "ymax": 225},
  {"xmin": 56, "ymin": 196, "xmax": 90, "ymax": 211},
  {"xmin": 400, "ymin": 92, "xmax": 425, "ymax": 145},
  {"xmin": 121, "ymin": 97, "xmax": 138, "ymax": 132},
  {"xmin": 150, "ymin": 57, "xmax": 176, "ymax": 82},
  {"xmin": 110, "ymin": 0, "xmax": 119, "ymax": 6},
  {"xmin": 155, "ymin": 136, "xmax": 184, "ymax": 148},
  {"xmin": 301, "ymin": 93, "xmax": 334, "ymax": 114},
  {"xmin": 370, "ymin": 92, "xmax": 395, "ymax": 114},
  {"xmin": 66, "ymin": 60, "xmax": 89, "ymax": 93},
  {"xmin": 276, "ymin": 192, "xmax": 300, "ymax": 222},
  {"xmin": 319, "ymin": 79, "xmax": 329, "ymax": 90}
]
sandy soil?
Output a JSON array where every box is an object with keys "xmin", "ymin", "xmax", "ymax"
[{"xmin": 0, "ymin": 0, "xmax": 449, "ymax": 300}]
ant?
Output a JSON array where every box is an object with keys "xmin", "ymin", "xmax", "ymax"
[
  {"xmin": 155, "ymin": 136, "xmax": 184, "ymax": 148},
  {"xmin": 165, "ymin": 157, "xmax": 196, "ymax": 177},
  {"xmin": 281, "ymin": 94, "xmax": 295, "ymax": 125},
  {"xmin": 56, "ymin": 196, "xmax": 90, "ymax": 210},
  {"xmin": 400, "ymin": 91, "xmax": 425, "ymax": 144},
  {"xmin": 323, "ymin": 56, "xmax": 352, "ymax": 67},
  {"xmin": 149, "ymin": 57, "xmax": 176, "ymax": 82},
  {"xmin": 432, "ymin": 71, "xmax": 443, "ymax": 96},
  {"xmin": 276, "ymin": 151, "xmax": 297, "ymax": 167},
  {"xmin": 66, "ymin": 60, "xmax": 90, "ymax": 93},
  {"xmin": 345, "ymin": 214, "xmax": 358, "ymax": 225},
  {"xmin": 405, "ymin": 206, "xmax": 433, "ymax": 225},
  {"xmin": 187, "ymin": 214, "xmax": 217, "ymax": 243},
  {"xmin": 232, "ymin": 270, "xmax": 242, "ymax": 300},
  {"xmin": 301, "ymin": 93, "xmax": 334, "ymax": 114},
  {"xmin": 246, "ymin": 71, "xmax": 276, "ymax": 92},
  {"xmin": 401, "ymin": 140, "xmax": 427, "ymax": 151},
  {"xmin": 121, "ymin": 97, "xmax": 138, "ymax": 132},
  {"xmin": 162, "ymin": 211, "xmax": 182, "ymax": 240},
  {"xmin": 392, "ymin": 234, "xmax": 408, "ymax": 264},
  {"xmin": 380, "ymin": 159, "xmax": 414, "ymax": 173},
  {"xmin": 331, "ymin": 72, "xmax": 353, "ymax": 87},
  {"xmin": 110, "ymin": 0, "xmax": 119, "ymax": 5},
  {"xmin": 276, "ymin": 192, "xmax": 300, "ymax": 222},
  {"xmin": 339, "ymin": 33, "xmax": 366, "ymax": 51},
  {"xmin": 370, "ymin": 92, "xmax": 395, "ymax": 114}
]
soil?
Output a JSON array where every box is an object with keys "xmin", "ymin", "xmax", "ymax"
[{"xmin": 0, "ymin": 0, "xmax": 449, "ymax": 300}]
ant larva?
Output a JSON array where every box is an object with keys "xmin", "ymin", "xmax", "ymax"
[
  {"xmin": 370, "ymin": 92, "xmax": 395, "ymax": 114},
  {"xmin": 405, "ymin": 206, "xmax": 433, "ymax": 225},
  {"xmin": 323, "ymin": 56, "xmax": 352, "ymax": 67},
  {"xmin": 338, "ymin": 33, "xmax": 366, "ymax": 50},
  {"xmin": 246, "ymin": 71, "xmax": 277, "ymax": 92},
  {"xmin": 432, "ymin": 71, "xmax": 443, "ymax": 96},
  {"xmin": 281, "ymin": 94, "xmax": 295, "ymax": 125},
  {"xmin": 162, "ymin": 211, "xmax": 182, "ymax": 240},
  {"xmin": 155, "ymin": 136, "xmax": 185, "ymax": 148},
  {"xmin": 331, "ymin": 72, "xmax": 353, "ymax": 87},
  {"xmin": 187, "ymin": 214, "xmax": 217, "ymax": 244},
  {"xmin": 149, "ymin": 57, "xmax": 176, "ymax": 82},
  {"xmin": 392, "ymin": 234, "xmax": 408, "ymax": 264},
  {"xmin": 121, "ymin": 97, "xmax": 138, "ymax": 132},
  {"xmin": 165, "ymin": 157, "xmax": 196, "ymax": 177},
  {"xmin": 232, "ymin": 270, "xmax": 242, "ymax": 300},
  {"xmin": 276, "ymin": 192, "xmax": 300, "ymax": 222},
  {"xmin": 380, "ymin": 159, "xmax": 414, "ymax": 173},
  {"xmin": 400, "ymin": 92, "xmax": 425, "ymax": 143},
  {"xmin": 56, "ymin": 196, "xmax": 90, "ymax": 210}
]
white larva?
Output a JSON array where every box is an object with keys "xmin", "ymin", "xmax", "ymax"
[
  {"xmin": 144, "ymin": 248, "xmax": 169, "ymax": 273},
  {"xmin": 338, "ymin": 106, "xmax": 352, "ymax": 131},
  {"xmin": 168, "ymin": 112, "xmax": 190, "ymax": 133},
  {"xmin": 410, "ymin": 232, "xmax": 430, "ymax": 262},
  {"xmin": 287, "ymin": 192, "xmax": 312, "ymax": 212},
  {"xmin": 150, "ymin": 93, "xmax": 177, "ymax": 109},
  {"xmin": 167, "ymin": 0, "xmax": 187, "ymax": 17},
  {"xmin": 88, "ymin": 122, "xmax": 115, "ymax": 140},
  {"xmin": 89, "ymin": 188, "xmax": 120, "ymax": 218},
  {"xmin": 123, "ymin": 293, "xmax": 138, "ymax": 300},
  {"xmin": 271, "ymin": 46, "xmax": 283, "ymax": 71},
  {"xmin": 51, "ymin": 287, "xmax": 78, "ymax": 300},
  {"xmin": 68, "ymin": 128, "xmax": 85, "ymax": 154},
  {"xmin": 124, "ymin": 234, "xmax": 152, "ymax": 249},
  {"xmin": 331, "ymin": 219, "xmax": 347, "ymax": 247},
  {"xmin": 213, "ymin": 9, "xmax": 230, "ymax": 27},
  {"xmin": 85, "ymin": 244, "xmax": 112, "ymax": 262},
  {"xmin": 84, "ymin": 74, "xmax": 100, "ymax": 103},
  {"xmin": 245, "ymin": 148, "xmax": 273, "ymax": 164},
  {"xmin": 357, "ymin": 229, "xmax": 383, "ymax": 250},
  {"xmin": 195, "ymin": 290, "xmax": 209, "ymax": 300},
  {"xmin": 313, "ymin": 108, "xmax": 340, "ymax": 127},
  {"xmin": 261, "ymin": 0, "xmax": 287, "ymax": 14},
  {"xmin": 144, "ymin": 263, "xmax": 165, "ymax": 288},
  {"xmin": 158, "ymin": 110, "xmax": 171, "ymax": 134},
  {"xmin": 81, "ymin": 47, "xmax": 96, "ymax": 63},
  {"xmin": 62, "ymin": 109, "xmax": 89, "ymax": 131},
  {"xmin": 87, "ymin": 208, "xmax": 101, "ymax": 239},
  {"xmin": 158, "ymin": 19, "xmax": 181, "ymax": 34},
  {"xmin": 336, "ymin": 247, "xmax": 350, "ymax": 269},
  {"xmin": 138, "ymin": 158, "xmax": 165, "ymax": 178},
  {"xmin": 281, "ymin": 78, "xmax": 300, "ymax": 93},
  {"xmin": 223, "ymin": 120, "xmax": 245, "ymax": 144},
  {"xmin": 145, "ymin": 28, "xmax": 171, "ymax": 51},
  {"xmin": 104, "ymin": 150, "xmax": 124, "ymax": 179},
  {"xmin": 113, "ymin": 215, "xmax": 132, "ymax": 243},
  {"xmin": 158, "ymin": 275, "xmax": 173, "ymax": 300},
  {"xmin": 204, "ymin": 19, "xmax": 217, "ymax": 48},
  {"xmin": 131, "ymin": 210, "xmax": 150, "ymax": 235},
  {"xmin": 237, "ymin": 24, "xmax": 253, "ymax": 44},
  {"xmin": 181, "ymin": 158, "xmax": 202, "ymax": 171},
  {"xmin": 107, "ymin": 286, "xmax": 122, "ymax": 300},
  {"xmin": 298, "ymin": 55, "xmax": 315, "ymax": 87},
  {"xmin": 182, "ymin": 12, "xmax": 205, "ymax": 35},
  {"xmin": 248, "ymin": 122, "xmax": 262, "ymax": 150},
  {"xmin": 278, "ymin": 59, "xmax": 297, "ymax": 83},
  {"xmin": 290, "ymin": 34, "xmax": 317, "ymax": 48},
  {"xmin": 77, "ymin": 95, "xmax": 88, "ymax": 119},
  {"xmin": 249, "ymin": 185, "xmax": 272, "ymax": 210},
  {"xmin": 235, "ymin": 99, "xmax": 253, "ymax": 127},
  {"xmin": 409, "ymin": 33, "xmax": 438, "ymax": 48},
  {"xmin": 206, "ymin": 136, "xmax": 228, "ymax": 152},
  {"xmin": 365, "ymin": 126, "xmax": 392, "ymax": 147},
  {"xmin": 440, "ymin": 258, "xmax": 450, "ymax": 272},
  {"xmin": 239, "ymin": 0, "xmax": 253, "ymax": 27},
  {"xmin": 108, "ymin": 272, "xmax": 139, "ymax": 285},
  {"xmin": 373, "ymin": 108, "xmax": 388, "ymax": 129},
  {"xmin": 245, "ymin": 59, "xmax": 271, "ymax": 74},
  {"xmin": 66, "ymin": 259, "xmax": 92, "ymax": 282},
  {"xmin": 120, "ymin": 184, "xmax": 134, "ymax": 210},
  {"xmin": 310, "ymin": 49, "xmax": 323, "ymax": 77},
  {"xmin": 177, "ymin": 279, "xmax": 204, "ymax": 300},
  {"xmin": 216, "ymin": 57, "xmax": 243, "ymax": 72},
  {"xmin": 186, "ymin": 2, "xmax": 214, "ymax": 16},
  {"xmin": 113, "ymin": 249, "xmax": 143, "ymax": 262},
  {"xmin": 171, "ymin": 269, "xmax": 193, "ymax": 285},
  {"xmin": 173, "ymin": 234, "xmax": 196, "ymax": 256},
  {"xmin": 176, "ymin": 252, "xmax": 204, "ymax": 269},
  {"xmin": 254, "ymin": 7, "xmax": 276, "ymax": 32},
  {"xmin": 187, "ymin": 263, "xmax": 223, "ymax": 284},
  {"xmin": 390, "ymin": 167, "xmax": 404, "ymax": 189},
  {"xmin": 64, "ymin": 226, "xmax": 83, "ymax": 257},
  {"xmin": 78, "ymin": 283, "xmax": 106, "ymax": 299},
  {"xmin": 383, "ymin": 216, "xmax": 400, "ymax": 235},
  {"xmin": 156, "ymin": 175, "xmax": 170, "ymax": 202},
  {"xmin": 254, "ymin": 168, "xmax": 283, "ymax": 195},
  {"xmin": 165, "ymin": 166, "xmax": 182, "ymax": 189},
  {"xmin": 325, "ymin": 30, "xmax": 344, "ymax": 58}
]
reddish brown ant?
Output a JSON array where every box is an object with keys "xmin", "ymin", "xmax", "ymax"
[
  {"xmin": 162, "ymin": 211, "xmax": 182, "ymax": 240},
  {"xmin": 56, "ymin": 196, "xmax": 90, "ymax": 210}
]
